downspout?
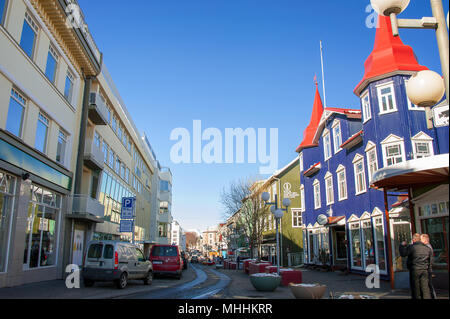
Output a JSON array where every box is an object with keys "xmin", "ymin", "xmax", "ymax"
[{"xmin": 274, "ymin": 177, "xmax": 283, "ymax": 267}]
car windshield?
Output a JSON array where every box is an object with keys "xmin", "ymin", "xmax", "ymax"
[
  {"xmin": 152, "ymin": 246, "xmax": 177, "ymax": 257},
  {"xmin": 87, "ymin": 244, "xmax": 103, "ymax": 258}
]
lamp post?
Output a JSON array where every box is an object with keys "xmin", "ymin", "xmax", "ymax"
[
  {"xmin": 371, "ymin": 0, "xmax": 449, "ymax": 128},
  {"xmin": 262, "ymin": 192, "xmax": 291, "ymax": 275}
]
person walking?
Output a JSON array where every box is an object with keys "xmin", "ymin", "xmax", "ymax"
[
  {"xmin": 400, "ymin": 233, "xmax": 421, "ymax": 299},
  {"xmin": 409, "ymin": 236, "xmax": 433, "ymax": 299},
  {"xmin": 420, "ymin": 234, "xmax": 437, "ymax": 299}
]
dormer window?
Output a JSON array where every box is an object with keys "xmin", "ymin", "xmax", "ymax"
[
  {"xmin": 377, "ymin": 82, "xmax": 397, "ymax": 115},
  {"xmin": 381, "ymin": 134, "xmax": 406, "ymax": 167},
  {"xmin": 332, "ymin": 120, "xmax": 342, "ymax": 154},
  {"xmin": 411, "ymin": 132, "xmax": 434, "ymax": 159},
  {"xmin": 323, "ymin": 129, "xmax": 332, "ymax": 161}
]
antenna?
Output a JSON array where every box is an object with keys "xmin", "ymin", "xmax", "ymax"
[{"xmin": 320, "ymin": 40, "xmax": 327, "ymax": 108}]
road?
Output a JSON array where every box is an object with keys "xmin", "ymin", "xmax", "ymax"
[{"xmin": 116, "ymin": 263, "xmax": 231, "ymax": 299}]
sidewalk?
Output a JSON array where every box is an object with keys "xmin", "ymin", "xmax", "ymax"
[
  {"xmin": 212, "ymin": 266, "xmax": 449, "ymax": 299},
  {"xmin": 0, "ymin": 267, "xmax": 197, "ymax": 299}
]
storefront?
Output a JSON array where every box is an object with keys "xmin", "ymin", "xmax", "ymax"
[{"xmin": 0, "ymin": 131, "xmax": 72, "ymax": 288}]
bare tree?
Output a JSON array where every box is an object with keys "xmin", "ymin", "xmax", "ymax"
[
  {"xmin": 185, "ymin": 232, "xmax": 199, "ymax": 251},
  {"xmin": 219, "ymin": 178, "xmax": 253, "ymax": 220}
]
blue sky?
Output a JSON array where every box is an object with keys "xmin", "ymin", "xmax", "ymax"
[{"xmin": 78, "ymin": 0, "xmax": 448, "ymax": 231}]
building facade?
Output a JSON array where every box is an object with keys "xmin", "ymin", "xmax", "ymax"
[{"xmin": 297, "ymin": 16, "xmax": 449, "ymax": 287}]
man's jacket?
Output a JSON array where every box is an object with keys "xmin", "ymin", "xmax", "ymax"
[{"xmin": 409, "ymin": 242, "xmax": 433, "ymax": 271}]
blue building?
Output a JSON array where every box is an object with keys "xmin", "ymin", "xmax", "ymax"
[{"xmin": 296, "ymin": 16, "xmax": 449, "ymax": 288}]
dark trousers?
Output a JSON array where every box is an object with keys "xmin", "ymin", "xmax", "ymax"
[
  {"xmin": 428, "ymin": 271, "xmax": 436, "ymax": 299},
  {"xmin": 414, "ymin": 269, "xmax": 432, "ymax": 299},
  {"xmin": 408, "ymin": 269, "xmax": 416, "ymax": 299}
]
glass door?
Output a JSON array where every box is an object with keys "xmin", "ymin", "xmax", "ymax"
[{"xmin": 421, "ymin": 217, "xmax": 449, "ymax": 271}]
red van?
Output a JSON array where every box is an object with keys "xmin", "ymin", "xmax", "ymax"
[{"xmin": 149, "ymin": 245, "xmax": 183, "ymax": 279}]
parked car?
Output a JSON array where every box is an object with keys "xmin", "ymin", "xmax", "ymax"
[
  {"xmin": 82, "ymin": 240, "xmax": 153, "ymax": 289},
  {"xmin": 190, "ymin": 255, "xmax": 199, "ymax": 263},
  {"xmin": 149, "ymin": 245, "xmax": 183, "ymax": 279},
  {"xmin": 181, "ymin": 251, "xmax": 188, "ymax": 270}
]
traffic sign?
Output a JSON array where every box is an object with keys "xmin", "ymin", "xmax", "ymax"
[
  {"xmin": 120, "ymin": 220, "xmax": 134, "ymax": 233},
  {"xmin": 121, "ymin": 197, "xmax": 135, "ymax": 219}
]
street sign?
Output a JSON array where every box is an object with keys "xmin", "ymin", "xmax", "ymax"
[
  {"xmin": 121, "ymin": 197, "xmax": 135, "ymax": 219},
  {"xmin": 433, "ymin": 103, "xmax": 449, "ymax": 127},
  {"xmin": 317, "ymin": 214, "xmax": 328, "ymax": 226},
  {"xmin": 120, "ymin": 220, "xmax": 134, "ymax": 233}
]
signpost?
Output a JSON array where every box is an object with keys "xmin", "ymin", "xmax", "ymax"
[{"xmin": 120, "ymin": 197, "xmax": 136, "ymax": 244}]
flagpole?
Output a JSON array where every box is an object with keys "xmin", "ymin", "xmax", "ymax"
[{"xmin": 320, "ymin": 40, "xmax": 327, "ymax": 108}]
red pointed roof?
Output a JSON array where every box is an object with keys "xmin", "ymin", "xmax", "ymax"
[
  {"xmin": 354, "ymin": 15, "xmax": 428, "ymax": 96},
  {"xmin": 296, "ymin": 84, "xmax": 324, "ymax": 153}
]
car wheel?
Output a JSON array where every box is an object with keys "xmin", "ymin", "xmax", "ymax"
[
  {"xmin": 116, "ymin": 272, "xmax": 128, "ymax": 289},
  {"xmin": 177, "ymin": 272, "xmax": 182, "ymax": 280},
  {"xmin": 143, "ymin": 271, "xmax": 153, "ymax": 285},
  {"xmin": 83, "ymin": 279, "xmax": 95, "ymax": 287}
]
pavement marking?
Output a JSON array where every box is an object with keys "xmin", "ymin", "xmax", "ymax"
[{"xmin": 190, "ymin": 267, "xmax": 231, "ymax": 299}]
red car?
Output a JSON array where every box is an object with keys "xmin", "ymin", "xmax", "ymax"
[{"xmin": 149, "ymin": 245, "xmax": 183, "ymax": 279}]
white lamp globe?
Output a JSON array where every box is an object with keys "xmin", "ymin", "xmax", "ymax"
[
  {"xmin": 261, "ymin": 192, "xmax": 270, "ymax": 202},
  {"xmin": 274, "ymin": 209, "xmax": 284, "ymax": 219},
  {"xmin": 282, "ymin": 198, "xmax": 291, "ymax": 207},
  {"xmin": 406, "ymin": 70, "xmax": 445, "ymax": 107},
  {"xmin": 370, "ymin": 0, "xmax": 410, "ymax": 16}
]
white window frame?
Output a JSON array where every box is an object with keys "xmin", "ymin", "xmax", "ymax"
[
  {"xmin": 381, "ymin": 135, "xmax": 406, "ymax": 167},
  {"xmin": 272, "ymin": 183, "xmax": 277, "ymax": 202},
  {"xmin": 313, "ymin": 179, "xmax": 321, "ymax": 210},
  {"xmin": 348, "ymin": 216, "xmax": 364, "ymax": 271},
  {"xmin": 361, "ymin": 90, "xmax": 372, "ymax": 123},
  {"xmin": 36, "ymin": 112, "xmax": 50, "ymax": 154},
  {"xmin": 323, "ymin": 129, "xmax": 332, "ymax": 161},
  {"xmin": 299, "ymin": 153, "xmax": 304, "ymax": 172},
  {"xmin": 56, "ymin": 129, "xmax": 68, "ymax": 166},
  {"xmin": 22, "ymin": 11, "xmax": 39, "ymax": 60},
  {"xmin": 291, "ymin": 209, "xmax": 302, "ymax": 228},
  {"xmin": 336, "ymin": 165, "xmax": 347, "ymax": 201},
  {"xmin": 411, "ymin": 132, "xmax": 434, "ymax": 159},
  {"xmin": 365, "ymin": 142, "xmax": 379, "ymax": 183},
  {"xmin": 300, "ymin": 184, "xmax": 305, "ymax": 212},
  {"xmin": 376, "ymin": 82, "xmax": 398, "ymax": 115},
  {"xmin": 332, "ymin": 120, "xmax": 342, "ymax": 154},
  {"xmin": 372, "ymin": 208, "xmax": 388, "ymax": 275},
  {"xmin": 353, "ymin": 154, "xmax": 367, "ymax": 195},
  {"xmin": 324, "ymin": 172, "xmax": 334, "ymax": 205}
]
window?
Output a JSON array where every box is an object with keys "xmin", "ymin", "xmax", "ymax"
[
  {"xmin": 381, "ymin": 135, "xmax": 405, "ymax": 167},
  {"xmin": 102, "ymin": 141, "xmax": 109, "ymax": 164},
  {"xmin": 373, "ymin": 214, "xmax": 387, "ymax": 273},
  {"xmin": 332, "ymin": 121, "xmax": 342, "ymax": 154},
  {"xmin": 313, "ymin": 180, "xmax": 321, "ymax": 209},
  {"xmin": 292, "ymin": 209, "xmax": 302, "ymax": 228},
  {"xmin": 115, "ymin": 156, "xmax": 121, "ymax": 175},
  {"xmin": 365, "ymin": 142, "xmax": 378, "ymax": 183},
  {"xmin": 108, "ymin": 150, "xmax": 115, "ymax": 169},
  {"xmin": 118, "ymin": 125, "xmax": 123, "ymax": 141},
  {"xmin": 0, "ymin": 170, "xmax": 16, "ymax": 273},
  {"xmin": 411, "ymin": 132, "xmax": 434, "ymax": 159},
  {"xmin": 45, "ymin": 45, "xmax": 58, "ymax": 83},
  {"xmin": 300, "ymin": 185, "xmax": 305, "ymax": 212},
  {"xmin": 349, "ymin": 222, "xmax": 362, "ymax": 269},
  {"xmin": 35, "ymin": 113, "xmax": 49, "ymax": 153},
  {"xmin": 272, "ymin": 183, "xmax": 277, "ymax": 202},
  {"xmin": 20, "ymin": 12, "xmax": 38, "ymax": 59},
  {"xmin": 323, "ymin": 130, "xmax": 332, "ymax": 160},
  {"xmin": 325, "ymin": 174, "xmax": 334, "ymax": 205},
  {"xmin": 125, "ymin": 167, "xmax": 130, "ymax": 184},
  {"xmin": 361, "ymin": 91, "xmax": 372, "ymax": 122},
  {"xmin": 112, "ymin": 116, "xmax": 117, "ymax": 133},
  {"xmin": 0, "ymin": 0, "xmax": 8, "ymax": 25},
  {"xmin": 377, "ymin": 82, "xmax": 397, "ymax": 114},
  {"xmin": 353, "ymin": 155, "xmax": 367, "ymax": 195},
  {"xmin": 299, "ymin": 153, "xmax": 304, "ymax": 172},
  {"xmin": 56, "ymin": 130, "xmax": 67, "ymax": 165},
  {"xmin": 94, "ymin": 131, "xmax": 101, "ymax": 149},
  {"xmin": 159, "ymin": 201, "xmax": 169, "ymax": 214},
  {"xmin": 6, "ymin": 89, "xmax": 26, "ymax": 138},
  {"xmin": 64, "ymin": 71, "xmax": 74, "ymax": 103},
  {"xmin": 160, "ymin": 180, "xmax": 171, "ymax": 192},
  {"xmin": 336, "ymin": 166, "xmax": 347, "ymax": 201}
]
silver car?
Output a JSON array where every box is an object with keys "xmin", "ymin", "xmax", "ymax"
[{"xmin": 82, "ymin": 240, "xmax": 153, "ymax": 289}]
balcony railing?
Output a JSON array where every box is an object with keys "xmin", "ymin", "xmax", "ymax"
[
  {"xmin": 84, "ymin": 138, "xmax": 104, "ymax": 171},
  {"xmin": 71, "ymin": 195, "xmax": 105, "ymax": 219},
  {"xmin": 88, "ymin": 92, "xmax": 109, "ymax": 125}
]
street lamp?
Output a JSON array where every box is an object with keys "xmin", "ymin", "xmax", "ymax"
[
  {"xmin": 261, "ymin": 192, "xmax": 291, "ymax": 275},
  {"xmin": 370, "ymin": 0, "xmax": 449, "ymax": 111}
]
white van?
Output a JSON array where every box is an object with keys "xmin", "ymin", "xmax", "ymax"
[{"xmin": 82, "ymin": 241, "xmax": 153, "ymax": 289}]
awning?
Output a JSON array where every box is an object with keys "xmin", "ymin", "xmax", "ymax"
[
  {"xmin": 325, "ymin": 216, "xmax": 345, "ymax": 226},
  {"xmin": 371, "ymin": 154, "xmax": 449, "ymax": 191}
]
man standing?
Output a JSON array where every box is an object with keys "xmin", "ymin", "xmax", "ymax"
[
  {"xmin": 420, "ymin": 234, "xmax": 437, "ymax": 299},
  {"xmin": 409, "ymin": 236, "xmax": 433, "ymax": 299},
  {"xmin": 400, "ymin": 233, "xmax": 421, "ymax": 299}
]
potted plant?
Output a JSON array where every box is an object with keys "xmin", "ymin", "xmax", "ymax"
[
  {"xmin": 249, "ymin": 273, "xmax": 282, "ymax": 292},
  {"xmin": 289, "ymin": 283, "xmax": 327, "ymax": 299}
]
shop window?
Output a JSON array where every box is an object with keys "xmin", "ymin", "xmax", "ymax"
[
  {"xmin": 350, "ymin": 222, "xmax": 362, "ymax": 269},
  {"xmin": 0, "ymin": 170, "xmax": 15, "ymax": 273},
  {"xmin": 373, "ymin": 215, "xmax": 387, "ymax": 273}
]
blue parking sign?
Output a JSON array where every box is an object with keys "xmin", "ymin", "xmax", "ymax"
[
  {"xmin": 121, "ymin": 197, "xmax": 135, "ymax": 219},
  {"xmin": 120, "ymin": 220, "xmax": 134, "ymax": 233}
]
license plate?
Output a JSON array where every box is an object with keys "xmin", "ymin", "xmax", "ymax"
[{"xmin": 153, "ymin": 261, "xmax": 163, "ymax": 264}]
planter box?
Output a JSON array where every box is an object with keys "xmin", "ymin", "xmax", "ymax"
[
  {"xmin": 249, "ymin": 274, "xmax": 282, "ymax": 292},
  {"xmin": 243, "ymin": 259, "xmax": 257, "ymax": 274},
  {"xmin": 229, "ymin": 262, "xmax": 237, "ymax": 270},
  {"xmin": 279, "ymin": 269, "xmax": 303, "ymax": 286},
  {"xmin": 289, "ymin": 283, "xmax": 327, "ymax": 299},
  {"xmin": 249, "ymin": 262, "xmax": 272, "ymax": 275},
  {"xmin": 265, "ymin": 266, "xmax": 278, "ymax": 273}
]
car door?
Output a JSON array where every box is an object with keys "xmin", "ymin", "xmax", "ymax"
[
  {"xmin": 134, "ymin": 248, "xmax": 148, "ymax": 278},
  {"xmin": 125, "ymin": 245, "xmax": 139, "ymax": 279}
]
